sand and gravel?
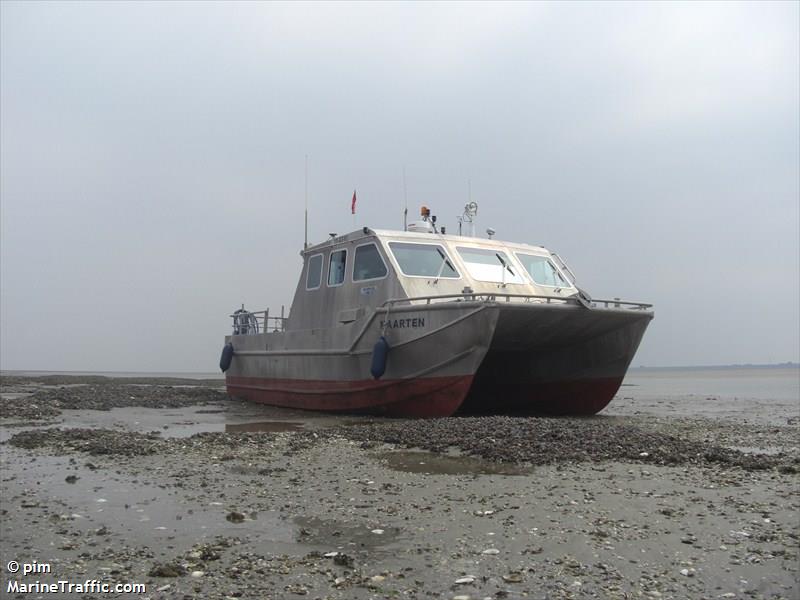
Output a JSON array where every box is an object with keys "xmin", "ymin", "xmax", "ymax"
[{"xmin": 0, "ymin": 375, "xmax": 797, "ymax": 599}]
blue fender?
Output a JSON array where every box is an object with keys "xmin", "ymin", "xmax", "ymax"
[{"xmin": 370, "ymin": 336, "xmax": 390, "ymax": 379}]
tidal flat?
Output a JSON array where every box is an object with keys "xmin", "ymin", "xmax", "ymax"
[{"xmin": 1, "ymin": 375, "xmax": 798, "ymax": 599}]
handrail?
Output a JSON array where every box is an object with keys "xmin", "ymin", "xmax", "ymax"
[
  {"xmin": 379, "ymin": 293, "xmax": 652, "ymax": 310},
  {"xmin": 230, "ymin": 294, "xmax": 652, "ymax": 337},
  {"xmin": 549, "ymin": 252, "xmax": 577, "ymax": 285},
  {"xmin": 590, "ymin": 298, "xmax": 653, "ymax": 309},
  {"xmin": 229, "ymin": 309, "xmax": 287, "ymax": 335}
]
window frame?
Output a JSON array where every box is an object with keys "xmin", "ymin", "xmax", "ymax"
[
  {"xmin": 351, "ymin": 242, "xmax": 389, "ymax": 283},
  {"xmin": 387, "ymin": 241, "xmax": 461, "ymax": 280},
  {"xmin": 327, "ymin": 248, "xmax": 348, "ymax": 288},
  {"xmin": 305, "ymin": 253, "xmax": 324, "ymax": 291},
  {"xmin": 455, "ymin": 245, "xmax": 528, "ymax": 285},
  {"xmin": 513, "ymin": 251, "xmax": 574, "ymax": 289}
]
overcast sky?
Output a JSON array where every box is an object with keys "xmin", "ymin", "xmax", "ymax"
[{"xmin": 1, "ymin": 1, "xmax": 798, "ymax": 372}]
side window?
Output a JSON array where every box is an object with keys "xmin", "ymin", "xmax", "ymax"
[
  {"xmin": 353, "ymin": 244, "xmax": 388, "ymax": 281},
  {"xmin": 305, "ymin": 254, "xmax": 323, "ymax": 290},
  {"xmin": 328, "ymin": 249, "xmax": 347, "ymax": 286}
]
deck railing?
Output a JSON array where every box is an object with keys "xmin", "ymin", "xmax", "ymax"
[
  {"xmin": 230, "ymin": 307, "xmax": 287, "ymax": 335},
  {"xmin": 380, "ymin": 293, "xmax": 652, "ymax": 310},
  {"xmin": 230, "ymin": 294, "xmax": 651, "ymax": 336}
]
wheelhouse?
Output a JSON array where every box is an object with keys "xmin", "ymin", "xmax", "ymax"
[{"xmin": 284, "ymin": 228, "xmax": 579, "ymax": 331}]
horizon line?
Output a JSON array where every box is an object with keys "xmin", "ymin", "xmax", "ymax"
[{"xmin": 2, "ymin": 361, "xmax": 799, "ymax": 376}]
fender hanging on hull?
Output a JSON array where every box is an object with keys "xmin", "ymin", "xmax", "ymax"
[
  {"xmin": 219, "ymin": 343, "xmax": 234, "ymax": 372},
  {"xmin": 370, "ymin": 336, "xmax": 390, "ymax": 379}
]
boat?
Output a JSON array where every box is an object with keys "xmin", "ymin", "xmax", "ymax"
[{"xmin": 220, "ymin": 204, "xmax": 653, "ymax": 417}]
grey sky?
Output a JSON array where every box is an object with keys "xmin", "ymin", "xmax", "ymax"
[{"xmin": 1, "ymin": 1, "xmax": 798, "ymax": 371}]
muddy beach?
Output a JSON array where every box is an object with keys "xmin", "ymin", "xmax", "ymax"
[{"xmin": 0, "ymin": 375, "xmax": 798, "ymax": 599}]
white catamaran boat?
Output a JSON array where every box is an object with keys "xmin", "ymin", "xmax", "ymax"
[{"xmin": 220, "ymin": 204, "xmax": 653, "ymax": 417}]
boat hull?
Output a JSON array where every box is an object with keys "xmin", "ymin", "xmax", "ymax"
[
  {"xmin": 462, "ymin": 303, "xmax": 653, "ymax": 415},
  {"xmin": 224, "ymin": 301, "xmax": 652, "ymax": 417},
  {"xmin": 224, "ymin": 303, "xmax": 498, "ymax": 417}
]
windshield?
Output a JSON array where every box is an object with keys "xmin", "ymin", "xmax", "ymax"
[
  {"xmin": 388, "ymin": 242, "xmax": 459, "ymax": 278},
  {"xmin": 456, "ymin": 247, "xmax": 526, "ymax": 284},
  {"xmin": 515, "ymin": 253, "xmax": 572, "ymax": 287}
]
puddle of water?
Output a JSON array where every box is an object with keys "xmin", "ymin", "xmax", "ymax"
[
  {"xmin": 228, "ymin": 464, "xmax": 287, "ymax": 476},
  {"xmin": 54, "ymin": 407, "xmax": 227, "ymax": 439},
  {"xmin": 226, "ymin": 421, "xmax": 304, "ymax": 433},
  {"xmin": 728, "ymin": 446, "xmax": 785, "ymax": 456},
  {"xmin": 1, "ymin": 392, "xmax": 35, "ymax": 400},
  {"xmin": 340, "ymin": 419, "xmax": 385, "ymax": 427},
  {"xmin": 377, "ymin": 450, "xmax": 531, "ymax": 476},
  {"xmin": 51, "ymin": 406, "xmax": 307, "ymax": 438},
  {"xmin": 294, "ymin": 516, "xmax": 399, "ymax": 550}
]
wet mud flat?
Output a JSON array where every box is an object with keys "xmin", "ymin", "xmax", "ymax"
[{"xmin": 1, "ymin": 376, "xmax": 798, "ymax": 599}]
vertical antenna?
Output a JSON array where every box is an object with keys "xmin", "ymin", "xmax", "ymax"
[
  {"xmin": 403, "ymin": 166, "xmax": 408, "ymax": 231},
  {"xmin": 304, "ymin": 155, "xmax": 308, "ymax": 250}
]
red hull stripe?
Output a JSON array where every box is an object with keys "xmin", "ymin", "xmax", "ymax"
[
  {"xmin": 226, "ymin": 375, "xmax": 625, "ymax": 417},
  {"xmin": 225, "ymin": 375, "xmax": 474, "ymax": 417}
]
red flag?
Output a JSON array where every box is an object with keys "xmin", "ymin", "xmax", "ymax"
[{"xmin": 351, "ymin": 189, "xmax": 357, "ymax": 214}]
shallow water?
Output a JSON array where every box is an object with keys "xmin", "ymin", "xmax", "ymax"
[
  {"xmin": 624, "ymin": 366, "xmax": 799, "ymax": 401},
  {"xmin": 613, "ymin": 366, "xmax": 799, "ymax": 425},
  {"xmin": 6, "ymin": 452, "xmax": 295, "ymax": 548}
]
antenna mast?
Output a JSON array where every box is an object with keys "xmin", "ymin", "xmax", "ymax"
[
  {"xmin": 458, "ymin": 199, "xmax": 478, "ymax": 237},
  {"xmin": 304, "ymin": 155, "xmax": 308, "ymax": 250}
]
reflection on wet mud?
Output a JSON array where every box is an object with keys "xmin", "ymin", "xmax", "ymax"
[
  {"xmin": 225, "ymin": 421, "xmax": 304, "ymax": 433},
  {"xmin": 377, "ymin": 450, "xmax": 532, "ymax": 476}
]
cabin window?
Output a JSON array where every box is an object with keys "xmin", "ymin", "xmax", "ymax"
[
  {"xmin": 353, "ymin": 243, "xmax": 388, "ymax": 281},
  {"xmin": 328, "ymin": 249, "xmax": 347, "ymax": 286},
  {"xmin": 456, "ymin": 247, "xmax": 526, "ymax": 284},
  {"xmin": 515, "ymin": 253, "xmax": 572, "ymax": 287},
  {"xmin": 305, "ymin": 254, "xmax": 323, "ymax": 290},
  {"xmin": 388, "ymin": 242, "xmax": 459, "ymax": 278}
]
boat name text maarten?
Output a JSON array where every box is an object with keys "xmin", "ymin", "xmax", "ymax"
[{"xmin": 381, "ymin": 317, "xmax": 426, "ymax": 329}]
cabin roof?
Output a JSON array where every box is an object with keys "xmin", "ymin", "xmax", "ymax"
[{"xmin": 303, "ymin": 228, "xmax": 552, "ymax": 255}]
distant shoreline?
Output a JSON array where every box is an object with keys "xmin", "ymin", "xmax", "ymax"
[
  {"xmin": 630, "ymin": 362, "xmax": 799, "ymax": 371},
  {"xmin": 2, "ymin": 363, "xmax": 798, "ymax": 378},
  {"xmin": 0, "ymin": 370, "xmax": 224, "ymax": 379}
]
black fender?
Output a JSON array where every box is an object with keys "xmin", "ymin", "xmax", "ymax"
[{"xmin": 219, "ymin": 343, "xmax": 234, "ymax": 372}]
